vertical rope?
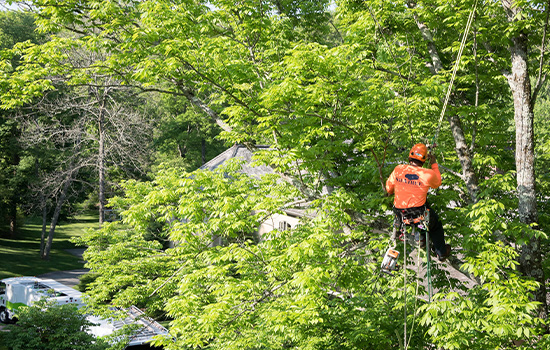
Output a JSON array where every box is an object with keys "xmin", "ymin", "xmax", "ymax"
[
  {"xmin": 405, "ymin": 233, "xmax": 424, "ymax": 350},
  {"xmin": 403, "ymin": 226, "xmax": 407, "ymax": 349},
  {"xmin": 431, "ymin": 0, "xmax": 478, "ymax": 147},
  {"xmin": 426, "ymin": 229, "xmax": 432, "ymax": 303}
]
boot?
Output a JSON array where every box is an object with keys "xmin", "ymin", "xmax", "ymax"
[{"xmin": 436, "ymin": 244, "xmax": 451, "ymax": 262}]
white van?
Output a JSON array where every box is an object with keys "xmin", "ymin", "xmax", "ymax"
[{"xmin": 0, "ymin": 277, "xmax": 169, "ymax": 348}]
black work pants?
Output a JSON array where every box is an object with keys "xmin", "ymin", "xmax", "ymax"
[{"xmin": 393, "ymin": 203, "xmax": 446, "ymax": 257}]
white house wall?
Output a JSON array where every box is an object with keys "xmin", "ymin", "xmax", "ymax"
[{"xmin": 258, "ymin": 213, "xmax": 300, "ymax": 237}]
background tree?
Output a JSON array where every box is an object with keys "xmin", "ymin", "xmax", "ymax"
[
  {"xmin": 15, "ymin": 82, "xmax": 155, "ymax": 259},
  {"xmin": 0, "ymin": 8, "xmax": 223, "ymax": 257},
  {"xmin": 0, "ymin": 10, "xmax": 45, "ymax": 237},
  {"xmin": 500, "ymin": 0, "xmax": 548, "ymax": 317},
  {"xmin": 153, "ymin": 92, "xmax": 226, "ymax": 171}
]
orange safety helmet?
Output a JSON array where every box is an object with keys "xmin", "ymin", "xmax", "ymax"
[{"xmin": 409, "ymin": 143, "xmax": 428, "ymax": 163}]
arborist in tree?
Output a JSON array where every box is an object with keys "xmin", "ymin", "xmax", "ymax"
[{"xmin": 386, "ymin": 143, "xmax": 451, "ymax": 261}]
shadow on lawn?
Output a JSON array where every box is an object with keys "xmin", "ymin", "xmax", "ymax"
[{"xmin": 0, "ymin": 213, "xmax": 96, "ymax": 279}]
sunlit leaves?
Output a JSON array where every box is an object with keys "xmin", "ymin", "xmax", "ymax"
[{"xmin": 2, "ymin": 0, "xmax": 550, "ymax": 349}]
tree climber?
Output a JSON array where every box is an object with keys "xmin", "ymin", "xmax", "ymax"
[{"xmin": 386, "ymin": 143, "xmax": 451, "ymax": 261}]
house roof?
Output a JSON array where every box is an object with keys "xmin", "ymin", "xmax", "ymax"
[
  {"xmin": 201, "ymin": 144, "xmax": 311, "ymax": 218},
  {"xmin": 200, "ymin": 144, "xmax": 274, "ymax": 178}
]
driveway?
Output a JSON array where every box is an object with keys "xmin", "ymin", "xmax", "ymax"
[
  {"xmin": 38, "ymin": 269, "xmax": 90, "ymax": 288},
  {"xmin": 38, "ymin": 248, "xmax": 89, "ymax": 288}
]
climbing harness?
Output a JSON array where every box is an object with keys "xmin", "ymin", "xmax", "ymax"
[{"xmin": 387, "ymin": 208, "xmax": 433, "ymax": 300}]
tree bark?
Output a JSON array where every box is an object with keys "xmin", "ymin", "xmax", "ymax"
[
  {"xmin": 411, "ymin": 9, "xmax": 444, "ymax": 75},
  {"xmin": 36, "ymin": 159, "xmax": 48, "ymax": 257},
  {"xmin": 42, "ymin": 168, "xmax": 77, "ymax": 260},
  {"xmin": 448, "ymin": 115, "xmax": 479, "ymax": 203},
  {"xmin": 42, "ymin": 135, "xmax": 82, "ymax": 260},
  {"xmin": 40, "ymin": 201, "xmax": 47, "ymax": 257},
  {"xmin": 501, "ymin": 0, "xmax": 547, "ymax": 318},
  {"xmin": 180, "ymin": 89, "xmax": 233, "ymax": 133}
]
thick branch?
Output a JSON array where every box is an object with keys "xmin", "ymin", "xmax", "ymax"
[
  {"xmin": 133, "ymin": 83, "xmax": 233, "ymax": 133},
  {"xmin": 409, "ymin": 2, "xmax": 444, "ymax": 74},
  {"xmin": 179, "ymin": 88, "xmax": 233, "ymax": 133}
]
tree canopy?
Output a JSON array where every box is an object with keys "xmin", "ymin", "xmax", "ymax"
[{"xmin": 1, "ymin": 0, "xmax": 549, "ymax": 349}]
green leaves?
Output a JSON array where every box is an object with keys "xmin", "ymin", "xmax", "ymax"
[
  {"xmin": 78, "ymin": 161, "xmax": 430, "ymax": 349},
  {"xmin": 3, "ymin": 299, "xmax": 109, "ymax": 350},
  {"xmin": 2, "ymin": 0, "xmax": 550, "ymax": 349},
  {"xmin": 420, "ymin": 267, "xmax": 544, "ymax": 349}
]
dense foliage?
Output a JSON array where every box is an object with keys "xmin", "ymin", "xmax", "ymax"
[
  {"xmin": 2, "ymin": 299, "xmax": 108, "ymax": 350},
  {"xmin": 0, "ymin": 10, "xmax": 45, "ymax": 236},
  {"xmin": 0, "ymin": 0, "xmax": 549, "ymax": 349}
]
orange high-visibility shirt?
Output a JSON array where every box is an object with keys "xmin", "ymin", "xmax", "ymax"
[{"xmin": 386, "ymin": 163, "xmax": 441, "ymax": 208}]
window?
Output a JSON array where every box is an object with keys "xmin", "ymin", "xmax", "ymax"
[
  {"xmin": 279, "ymin": 221, "xmax": 291, "ymax": 231},
  {"xmin": 0, "ymin": 283, "xmax": 5, "ymax": 306}
]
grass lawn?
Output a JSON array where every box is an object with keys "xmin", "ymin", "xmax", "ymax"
[{"xmin": 0, "ymin": 213, "xmax": 98, "ymax": 280}]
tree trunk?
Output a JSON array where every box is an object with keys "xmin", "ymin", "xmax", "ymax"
[
  {"xmin": 501, "ymin": 0, "xmax": 547, "ymax": 319},
  {"xmin": 42, "ymin": 170, "xmax": 76, "ymax": 260},
  {"xmin": 180, "ymin": 89, "xmax": 233, "ymax": 133},
  {"xmin": 42, "ymin": 134, "xmax": 81, "ymax": 260},
  {"xmin": 36, "ymin": 159, "xmax": 47, "ymax": 257},
  {"xmin": 448, "ymin": 115, "xmax": 479, "ymax": 203},
  {"xmin": 40, "ymin": 202, "xmax": 47, "ymax": 257}
]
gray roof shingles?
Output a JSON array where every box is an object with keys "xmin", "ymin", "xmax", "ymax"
[{"xmin": 200, "ymin": 144, "xmax": 274, "ymax": 178}]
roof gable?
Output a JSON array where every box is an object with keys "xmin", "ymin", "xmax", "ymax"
[{"xmin": 200, "ymin": 144, "xmax": 273, "ymax": 178}]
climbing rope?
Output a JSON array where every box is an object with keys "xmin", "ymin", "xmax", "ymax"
[
  {"xmin": 431, "ymin": 0, "xmax": 478, "ymax": 147},
  {"xmin": 368, "ymin": 0, "xmax": 478, "ymax": 149},
  {"xmin": 425, "ymin": 228, "xmax": 433, "ymax": 302},
  {"xmin": 405, "ymin": 236, "xmax": 424, "ymax": 350},
  {"xmin": 403, "ymin": 230, "xmax": 407, "ymax": 349},
  {"xmin": 402, "ymin": 223, "xmax": 431, "ymax": 350}
]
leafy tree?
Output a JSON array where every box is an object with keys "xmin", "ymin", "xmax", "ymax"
[
  {"xmin": 0, "ymin": 10, "xmax": 46, "ymax": 63},
  {"xmin": 76, "ymin": 162, "xmax": 547, "ymax": 350},
  {"xmin": 0, "ymin": 10, "xmax": 45, "ymax": 237},
  {"xmin": 1, "ymin": 0, "xmax": 550, "ymax": 349},
  {"xmin": 152, "ymin": 92, "xmax": 226, "ymax": 171},
  {"xmin": 3, "ymin": 31, "xmax": 157, "ymax": 257},
  {"xmin": 0, "ymin": 113, "xmax": 22, "ymax": 237},
  {"xmin": 2, "ymin": 299, "xmax": 109, "ymax": 350}
]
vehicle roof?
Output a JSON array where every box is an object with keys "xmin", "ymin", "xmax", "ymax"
[{"xmin": 1, "ymin": 276, "xmax": 82, "ymax": 298}]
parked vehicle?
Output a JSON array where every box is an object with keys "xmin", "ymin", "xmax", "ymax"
[{"xmin": 0, "ymin": 277, "xmax": 169, "ymax": 348}]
